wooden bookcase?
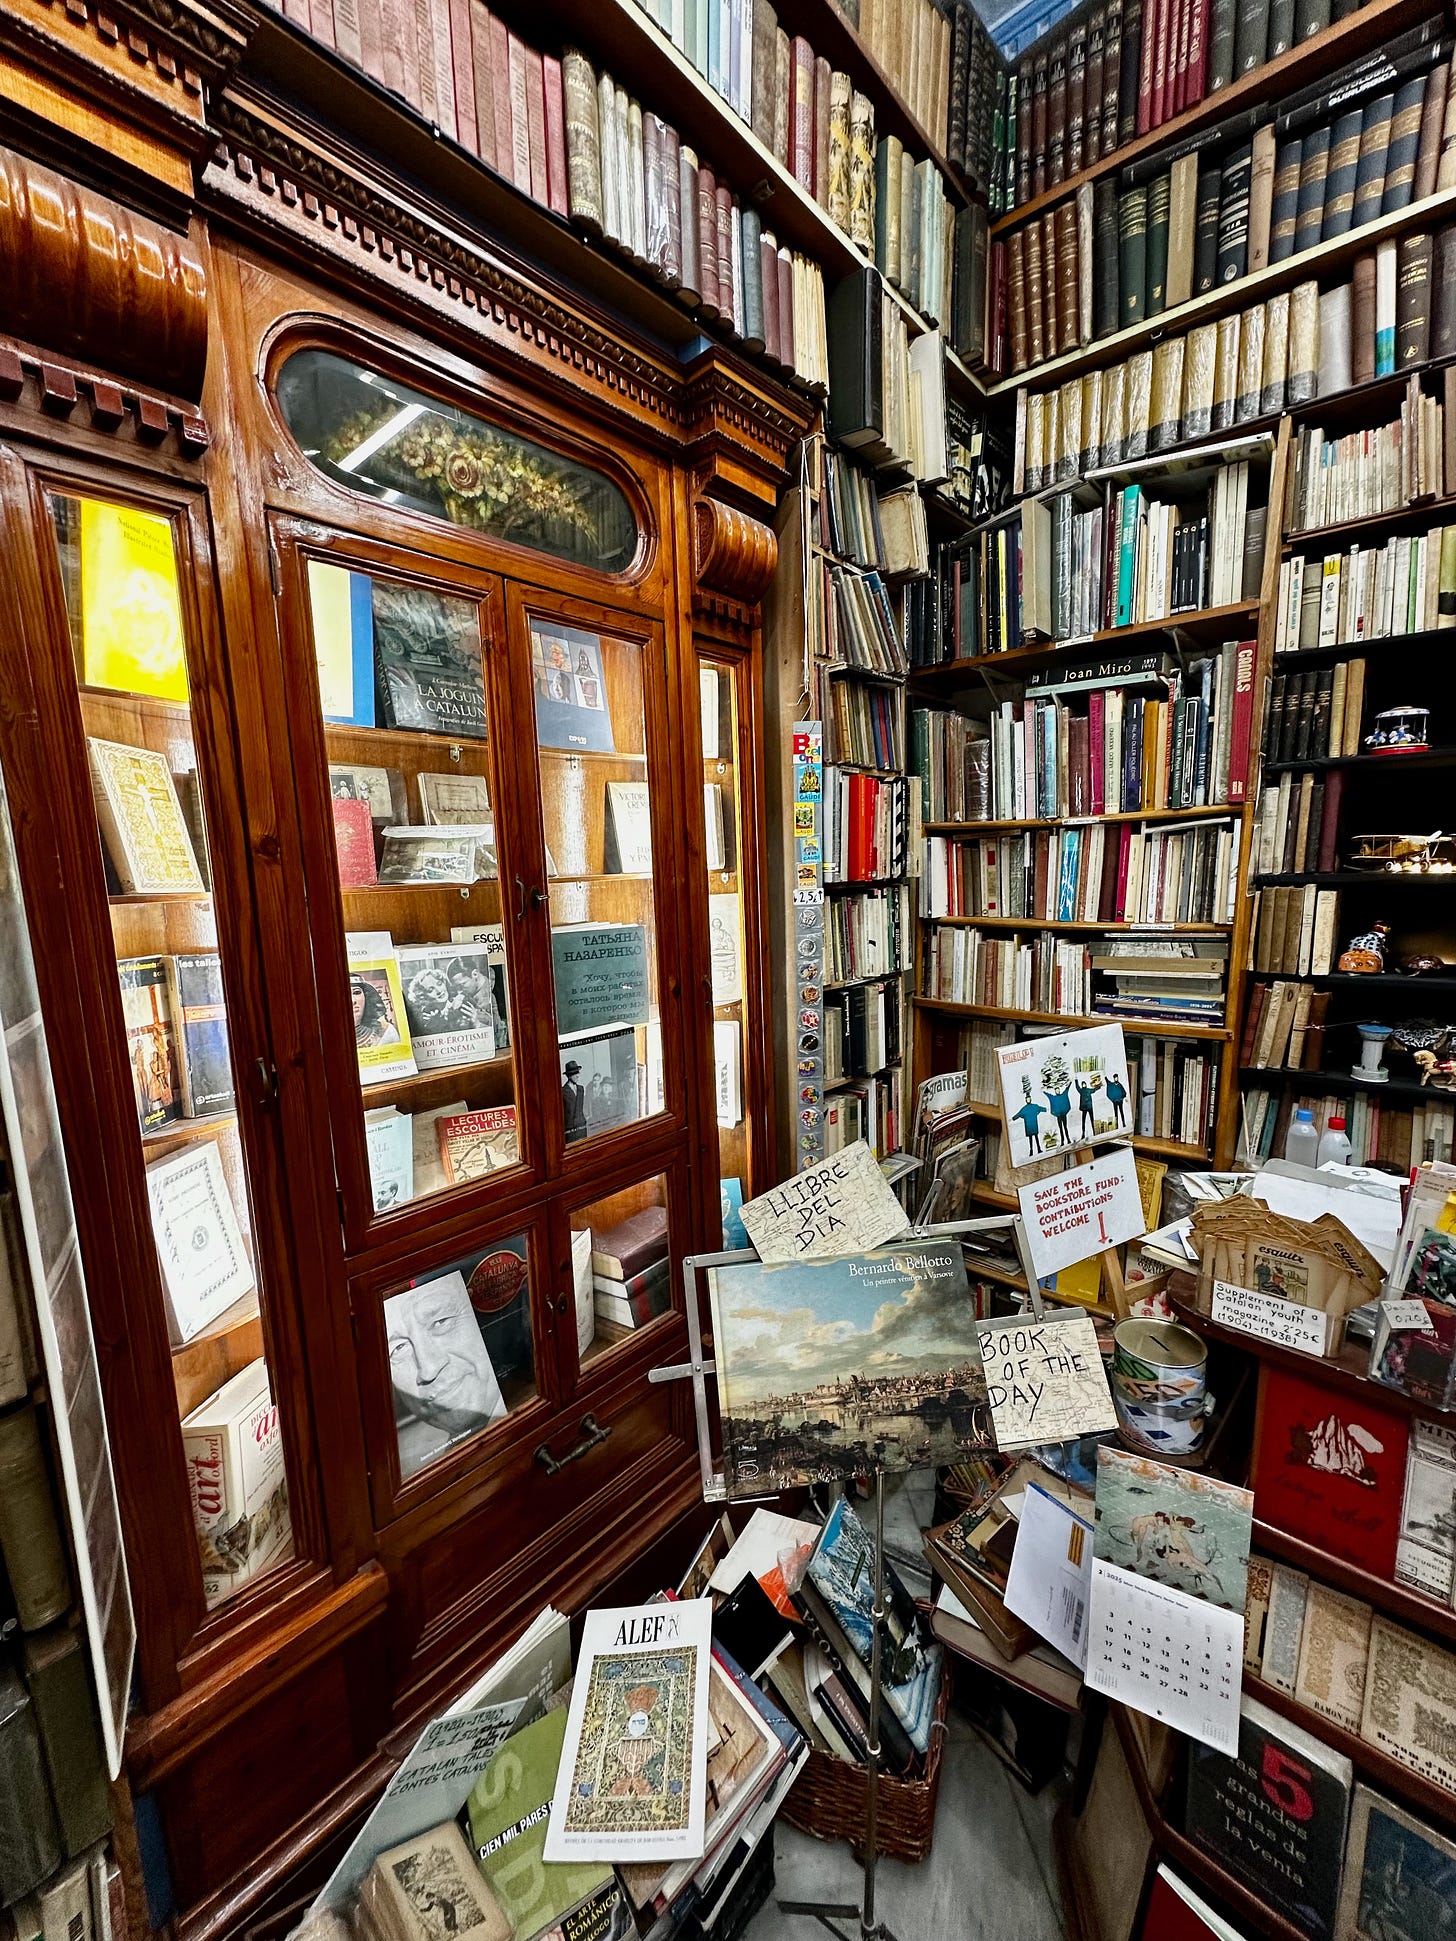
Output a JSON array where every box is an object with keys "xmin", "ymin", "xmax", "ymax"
[{"xmin": 0, "ymin": 10, "xmax": 812, "ymax": 1930}]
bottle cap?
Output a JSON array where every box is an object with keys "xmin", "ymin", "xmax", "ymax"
[
  {"xmin": 1329, "ymin": 1116, "xmax": 1346, "ymax": 1131},
  {"xmin": 1294, "ymin": 1108, "xmax": 1314, "ymax": 1122}
]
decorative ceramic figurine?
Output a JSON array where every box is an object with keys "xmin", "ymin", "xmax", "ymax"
[
  {"xmin": 1338, "ymin": 920, "xmax": 1391, "ymax": 973},
  {"xmin": 1353, "ymin": 1021, "xmax": 1393, "ymax": 1082},
  {"xmin": 1364, "ymin": 705, "xmax": 1431, "ymax": 753},
  {"xmin": 1401, "ymin": 954, "xmax": 1449, "ymax": 976}
]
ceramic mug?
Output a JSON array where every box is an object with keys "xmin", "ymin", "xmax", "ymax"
[{"xmin": 1111, "ymin": 1317, "xmax": 1210, "ymax": 1456}]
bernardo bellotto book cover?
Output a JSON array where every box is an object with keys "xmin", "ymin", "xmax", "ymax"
[
  {"xmin": 706, "ymin": 1239, "xmax": 992, "ymax": 1498},
  {"xmin": 545, "ymin": 1600, "xmax": 712, "ymax": 1866}
]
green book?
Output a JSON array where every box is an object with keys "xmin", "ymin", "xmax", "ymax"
[
  {"xmin": 20, "ymin": 1629, "xmax": 109, "ymax": 1859},
  {"xmin": 465, "ymin": 1711, "xmax": 615, "ymax": 1938},
  {"xmin": 1438, "ymin": 527, "xmax": 1456, "ymax": 628},
  {"xmin": 1116, "ymin": 485, "xmax": 1142, "ymax": 628},
  {"xmin": 550, "ymin": 922, "xmax": 649, "ymax": 1035},
  {"xmin": 1118, "ymin": 185, "xmax": 1148, "ymax": 327},
  {"xmin": 1145, "ymin": 171, "xmax": 1171, "ymax": 318}
]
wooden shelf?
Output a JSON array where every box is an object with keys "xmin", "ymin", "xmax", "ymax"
[
  {"xmin": 913, "ymin": 601, "xmax": 1260, "ymax": 681},
  {"xmin": 172, "ymin": 1293, "xmax": 265, "ymax": 1418},
  {"xmin": 923, "ymin": 804, "xmax": 1239, "ymax": 833},
  {"xmin": 78, "ymin": 682, "xmax": 191, "ymax": 721},
  {"xmin": 914, "ymin": 997, "xmax": 1231, "ymax": 1041},
  {"xmin": 1253, "ymin": 1521, "xmax": 1456, "ymax": 1650},
  {"xmin": 141, "ymin": 1112, "xmax": 239, "ymax": 1162},
  {"xmin": 1243, "ymin": 1671, "xmax": 1456, "ymax": 1835},
  {"xmin": 1083, "ymin": 429, "xmax": 1278, "ymax": 488},
  {"xmin": 1261, "ymin": 747, "xmax": 1456, "ymax": 775},
  {"xmin": 929, "ymin": 915, "xmax": 1232, "ymax": 933},
  {"xmin": 1169, "ymin": 1284, "xmax": 1454, "ymax": 1420},
  {"xmin": 1284, "ymin": 492, "xmax": 1456, "ymax": 553},
  {"xmin": 1240, "ymin": 1065, "xmax": 1449, "ymax": 1104},
  {"xmin": 989, "ymin": 0, "xmax": 1431, "ymax": 241},
  {"xmin": 110, "ymin": 889, "xmax": 211, "ymax": 906},
  {"xmin": 988, "ymin": 184, "xmax": 1456, "ymax": 398},
  {"xmin": 1282, "ymin": 971, "xmax": 1456, "ymax": 994},
  {"xmin": 359, "ymin": 1050, "xmax": 516, "ymax": 1112},
  {"xmin": 325, "ymin": 721, "xmax": 496, "ymax": 759},
  {"xmin": 1255, "ymin": 870, "xmax": 1456, "ymax": 888},
  {"xmin": 822, "ymin": 970, "xmax": 911, "ymax": 991}
]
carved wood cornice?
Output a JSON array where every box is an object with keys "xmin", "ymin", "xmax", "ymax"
[
  {"xmin": 0, "ymin": 332, "xmax": 211, "ymax": 451},
  {"xmin": 693, "ymin": 496, "xmax": 778, "ymax": 607},
  {"xmin": 0, "ymin": 144, "xmax": 210, "ymax": 399}
]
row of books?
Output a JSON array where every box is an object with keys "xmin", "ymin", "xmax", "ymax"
[
  {"xmin": 821, "ymin": 884, "xmax": 912, "ymax": 984},
  {"xmin": 1014, "ymin": 251, "xmax": 1453, "ymax": 495},
  {"xmin": 903, "ymin": 527, "xmax": 985, "ymax": 666},
  {"xmin": 118, "ymin": 952, "xmax": 232, "ymax": 1131},
  {"xmin": 813, "ymin": 560, "xmax": 910, "ymax": 677},
  {"xmin": 820, "ymin": 668, "xmax": 904, "ymax": 768},
  {"xmin": 1288, "ymin": 393, "xmax": 1451, "ymax": 530},
  {"xmin": 1251, "ymin": 882, "xmax": 1341, "ymax": 974},
  {"xmin": 1095, "ymin": 936, "xmax": 1228, "ymax": 1024},
  {"xmin": 920, "ymin": 817, "xmax": 1240, "ymax": 924},
  {"xmin": 823, "ymin": 976, "xmax": 902, "ymax": 1081},
  {"xmin": 921, "ymin": 924, "xmax": 1096, "ymax": 1012},
  {"xmin": 821, "ymin": 768, "xmax": 909, "ymax": 883},
  {"xmin": 822, "ymin": 1067, "xmax": 905, "ymax": 1158},
  {"xmin": 1002, "ymin": 0, "xmax": 1379, "ymax": 213},
  {"xmin": 1276, "ymin": 528, "xmax": 1456, "ymax": 647},
  {"xmin": 811, "ymin": 443, "xmax": 931, "ymax": 580},
  {"xmin": 1261, "ymin": 657, "xmax": 1367, "ymax": 764},
  {"xmin": 364, "ymin": 1096, "xmax": 515, "ymax": 1212},
  {"xmin": 1124, "ymin": 1031, "xmax": 1221, "ymax": 1144},
  {"xmin": 1240, "ymin": 976, "xmax": 1333, "ymax": 1071},
  {"xmin": 1243, "ymin": 1081, "xmax": 1454, "ymax": 1162},
  {"xmin": 1254, "ymin": 769, "xmax": 1343, "ymax": 877},
  {"xmin": 826, "ymin": 272, "xmax": 949, "ymax": 472},
  {"xmin": 984, "ymin": 653, "xmax": 1257, "ymax": 819},
  {"xmin": 910, "ymin": 706, "xmax": 991, "ymax": 823}
]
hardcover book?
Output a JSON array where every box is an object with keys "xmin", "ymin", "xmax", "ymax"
[
  {"xmin": 551, "ymin": 922, "xmax": 650, "ymax": 1035},
  {"xmin": 1252, "ymin": 1367, "xmax": 1408, "ymax": 1580},
  {"xmin": 164, "ymin": 953, "xmax": 235, "ymax": 1118},
  {"xmin": 544, "ymin": 1598, "xmax": 712, "ymax": 1864},
  {"xmin": 1184, "ymin": 1696, "xmax": 1352, "ymax": 1939},
  {"xmin": 87, "ymin": 738, "xmax": 204, "ymax": 896},
  {"xmin": 180, "ymin": 1358, "xmax": 291, "ymax": 1607},
  {"xmin": 0, "ymin": 1661, "xmax": 61, "ymax": 1904},
  {"xmin": 145, "ymin": 1141, "xmax": 256, "ymax": 1345},
  {"xmin": 1093, "ymin": 1446, "xmax": 1253, "ymax": 1611},
  {"xmin": 706, "ymin": 1239, "xmax": 990, "ymax": 1496},
  {"xmin": 590, "ymin": 1204, "xmax": 668, "ymax": 1280},
  {"xmin": 395, "ymin": 943, "xmax": 499, "ymax": 1070},
  {"xmin": 560, "ymin": 1024, "xmax": 639, "ymax": 1143},
  {"xmin": 450, "ymin": 923, "xmax": 510, "ymax": 1050},
  {"xmin": 374, "ymin": 581, "xmax": 487, "ymax": 739},
  {"xmin": 332, "ymin": 796, "xmax": 378, "ymax": 888},
  {"xmin": 117, "ymin": 956, "xmax": 181, "ymax": 1132},
  {"xmin": 1335, "ymin": 1782, "xmax": 1456, "ymax": 1941},
  {"xmin": 1359, "ymin": 1613, "xmax": 1456, "ymax": 1791},
  {"xmin": 531, "ymin": 620, "xmax": 616, "ymax": 752},
  {"xmin": 436, "ymin": 1105, "xmax": 519, "ymax": 1183},
  {"xmin": 382, "ymin": 1270, "xmax": 507, "ymax": 1477},
  {"xmin": 465, "ymin": 1710, "xmax": 614, "ymax": 1934},
  {"xmin": 0, "ymin": 1407, "xmax": 71, "ymax": 1632}
]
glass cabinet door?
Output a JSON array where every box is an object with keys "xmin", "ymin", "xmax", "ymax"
[
  {"xmin": 521, "ymin": 597, "xmax": 673, "ymax": 1155},
  {"xmin": 45, "ymin": 491, "xmax": 294, "ymax": 1613},
  {"xmin": 282, "ymin": 532, "xmax": 529, "ymax": 1236},
  {"xmin": 699, "ymin": 653, "xmax": 755, "ymax": 1239}
]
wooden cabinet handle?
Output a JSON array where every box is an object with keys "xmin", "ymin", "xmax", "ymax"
[{"xmin": 534, "ymin": 1413, "xmax": 612, "ymax": 1475}]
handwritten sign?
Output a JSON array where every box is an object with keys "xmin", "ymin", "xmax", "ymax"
[
  {"xmin": 1381, "ymin": 1297, "xmax": 1437, "ymax": 1334},
  {"xmin": 1210, "ymin": 1280, "xmax": 1327, "ymax": 1356},
  {"xmin": 978, "ymin": 1312, "xmax": 1118, "ymax": 1450},
  {"xmin": 1018, "ymin": 1146, "xmax": 1146, "ymax": 1279},
  {"xmin": 738, "ymin": 1141, "xmax": 911, "ymax": 1263}
]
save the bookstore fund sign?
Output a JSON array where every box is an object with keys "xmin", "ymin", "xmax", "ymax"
[{"xmin": 1017, "ymin": 1145, "xmax": 1146, "ymax": 1280}]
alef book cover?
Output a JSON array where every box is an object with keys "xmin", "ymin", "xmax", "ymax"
[
  {"xmin": 705, "ymin": 1238, "xmax": 992, "ymax": 1498},
  {"xmin": 1250, "ymin": 1367, "xmax": 1409, "ymax": 1580}
]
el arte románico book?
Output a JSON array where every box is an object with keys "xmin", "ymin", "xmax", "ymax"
[{"xmin": 1184, "ymin": 1695, "xmax": 1352, "ymax": 1940}]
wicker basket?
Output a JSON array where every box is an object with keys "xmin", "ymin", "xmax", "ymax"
[{"xmin": 781, "ymin": 1657, "xmax": 952, "ymax": 1864}]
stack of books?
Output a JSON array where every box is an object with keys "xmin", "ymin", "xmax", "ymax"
[
  {"xmin": 1092, "ymin": 937, "xmax": 1228, "ymax": 1024},
  {"xmin": 589, "ymin": 1205, "xmax": 671, "ymax": 1335}
]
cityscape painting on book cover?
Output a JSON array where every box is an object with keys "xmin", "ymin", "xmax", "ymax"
[
  {"xmin": 706, "ymin": 1238, "xmax": 992, "ymax": 1497},
  {"xmin": 996, "ymin": 1022, "xmax": 1130, "ymax": 1168}
]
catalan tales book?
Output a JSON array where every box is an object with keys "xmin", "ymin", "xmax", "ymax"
[
  {"xmin": 705, "ymin": 1239, "xmax": 991, "ymax": 1497},
  {"xmin": 1184, "ymin": 1695, "xmax": 1352, "ymax": 1939},
  {"xmin": 544, "ymin": 1599, "xmax": 712, "ymax": 1865}
]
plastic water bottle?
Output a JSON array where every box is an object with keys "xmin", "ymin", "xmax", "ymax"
[
  {"xmin": 1284, "ymin": 1107, "xmax": 1320, "ymax": 1166},
  {"xmin": 1318, "ymin": 1115, "xmax": 1353, "ymax": 1167}
]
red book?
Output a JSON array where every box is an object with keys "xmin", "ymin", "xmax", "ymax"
[
  {"xmin": 1226, "ymin": 640, "xmax": 1257, "ymax": 803},
  {"xmin": 1317, "ymin": 770, "xmax": 1344, "ymax": 873},
  {"xmin": 1136, "ymin": 0, "xmax": 1158, "ymax": 133},
  {"xmin": 715, "ymin": 185, "xmax": 734, "ymax": 329},
  {"xmin": 696, "ymin": 167, "xmax": 720, "ymax": 317},
  {"xmin": 1089, "ymin": 690, "xmax": 1106, "ymax": 813},
  {"xmin": 1141, "ymin": 1865, "xmax": 1241, "ymax": 1940},
  {"xmin": 759, "ymin": 227, "xmax": 780, "ymax": 364},
  {"xmin": 789, "ymin": 35, "xmax": 815, "ymax": 189},
  {"xmin": 1172, "ymin": 0, "xmax": 1191, "ymax": 116},
  {"xmin": 356, "ymin": 0, "xmax": 386, "ymax": 79},
  {"xmin": 1151, "ymin": 0, "xmax": 1172, "ymax": 126},
  {"xmin": 541, "ymin": 55, "xmax": 569, "ymax": 216},
  {"xmin": 1251, "ymin": 1368, "xmax": 1409, "ymax": 1580},
  {"xmin": 1097, "ymin": 829, "xmax": 1120, "ymax": 920},
  {"xmin": 1068, "ymin": 714, "xmax": 1090, "ymax": 816},
  {"xmin": 488, "ymin": 12, "xmax": 513, "ymax": 178},
  {"xmin": 777, "ymin": 245, "xmax": 794, "ymax": 373},
  {"xmin": 1185, "ymin": 0, "xmax": 1209, "ymax": 104},
  {"xmin": 447, "ymin": 0, "xmax": 476, "ymax": 153},
  {"xmin": 468, "ymin": 1, "xmax": 495, "ymax": 166},
  {"xmin": 332, "ymin": 798, "xmax": 377, "ymax": 888},
  {"xmin": 1114, "ymin": 822, "xmax": 1132, "ymax": 919},
  {"xmin": 518, "ymin": 44, "xmax": 547, "ymax": 204}
]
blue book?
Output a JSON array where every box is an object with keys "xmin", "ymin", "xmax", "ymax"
[
  {"xmin": 720, "ymin": 1178, "xmax": 748, "ymax": 1249},
  {"xmin": 309, "ymin": 560, "xmax": 376, "ymax": 726},
  {"xmin": 1056, "ymin": 829, "xmax": 1081, "ymax": 921}
]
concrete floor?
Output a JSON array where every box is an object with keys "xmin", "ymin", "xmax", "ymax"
[{"xmin": 744, "ymin": 1475, "xmax": 1070, "ymax": 1941}]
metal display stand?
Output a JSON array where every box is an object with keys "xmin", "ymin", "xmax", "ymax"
[{"xmin": 648, "ymin": 1213, "xmax": 1045, "ymax": 1937}]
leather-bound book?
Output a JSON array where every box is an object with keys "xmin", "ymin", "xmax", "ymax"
[
  {"xmin": 1017, "ymin": 53, "xmax": 1035, "ymax": 201},
  {"xmin": 1118, "ymin": 0, "xmax": 1142, "ymax": 144},
  {"xmin": 826, "ymin": 267, "xmax": 882, "ymax": 448},
  {"xmin": 1007, "ymin": 228, "xmax": 1030, "ymax": 370},
  {"xmin": 1145, "ymin": 169, "xmax": 1171, "ymax": 315},
  {"xmin": 758, "ymin": 225, "xmax": 780, "ymax": 365},
  {"xmin": 1055, "ymin": 201, "xmax": 1080, "ymax": 353},
  {"xmin": 1186, "ymin": 0, "xmax": 1209, "ymax": 103},
  {"xmin": 777, "ymin": 246, "xmax": 794, "ymax": 373},
  {"xmin": 749, "ymin": 0, "xmax": 777, "ymax": 149},
  {"xmin": 0, "ymin": 1408, "xmax": 70, "ymax": 1629},
  {"xmin": 950, "ymin": 6, "xmax": 971, "ymax": 173},
  {"xmin": 1432, "ymin": 225, "xmax": 1456, "ymax": 357},
  {"xmin": 813, "ymin": 57, "xmax": 832, "ymax": 210},
  {"xmin": 1094, "ymin": 180, "xmax": 1121, "ymax": 335},
  {"xmin": 987, "ymin": 237, "xmax": 1008, "ymax": 376},
  {"xmin": 1216, "ymin": 140, "xmax": 1253, "ymax": 285},
  {"xmin": 1381, "ymin": 71, "xmax": 1428, "ymax": 212},
  {"xmin": 1172, "ymin": 0, "xmax": 1193, "ymax": 116},
  {"xmin": 1085, "ymin": 9, "xmax": 1106, "ymax": 164},
  {"xmin": 677, "ymin": 146, "xmax": 701, "ymax": 307},
  {"xmin": 1118, "ymin": 184, "xmax": 1148, "ymax": 325},
  {"xmin": 1136, "ymin": 0, "xmax": 1157, "ymax": 135},
  {"xmin": 1067, "ymin": 21, "xmax": 1088, "ymax": 175},
  {"xmin": 21, "ymin": 1626, "xmax": 110, "ymax": 1857},
  {"xmin": 1267, "ymin": 0, "xmax": 1294, "ymax": 58},
  {"xmin": 1207, "ymin": 0, "xmax": 1238, "ymax": 92},
  {"xmin": 1025, "ymin": 222, "xmax": 1047, "ymax": 365},
  {"xmin": 1047, "ymin": 35, "xmax": 1069, "ymax": 185},
  {"xmin": 1032, "ymin": 47, "xmax": 1050, "ymax": 196},
  {"xmin": 1193, "ymin": 164, "xmax": 1222, "ymax": 292},
  {"xmin": 1415, "ymin": 59, "xmax": 1448, "ymax": 200},
  {"xmin": 642, "ymin": 112, "xmax": 666, "ymax": 280},
  {"xmin": 1439, "ymin": 68, "xmax": 1456, "ymax": 190},
  {"xmin": 954, "ymin": 205, "xmax": 989, "ymax": 365},
  {"xmin": 1247, "ymin": 124, "xmax": 1277, "ymax": 272},
  {"xmin": 715, "ymin": 185, "xmax": 734, "ymax": 330},
  {"xmin": 1041, "ymin": 211, "xmax": 1059, "ymax": 355},
  {"xmin": 696, "ymin": 163, "xmax": 720, "ymax": 317},
  {"xmin": 1103, "ymin": 0, "xmax": 1125, "ymax": 152},
  {"xmin": 1293, "ymin": 122, "xmax": 1331, "ymax": 255},
  {"xmin": 1150, "ymin": 337, "xmax": 1184, "ymax": 448},
  {"xmin": 740, "ymin": 206, "xmax": 764, "ymax": 352},
  {"xmin": 1269, "ymin": 136, "xmax": 1302, "ymax": 260},
  {"xmin": 1351, "ymin": 93, "xmax": 1394, "ymax": 230},
  {"xmin": 0, "ymin": 1660, "xmax": 63, "ymax": 1904},
  {"xmin": 1146, "ymin": 0, "xmax": 1168, "ymax": 129},
  {"xmin": 1350, "ymin": 250, "xmax": 1376, "ymax": 381},
  {"xmin": 1077, "ymin": 182, "xmax": 1095, "ymax": 340},
  {"xmin": 1260, "ymin": 288, "xmax": 1289, "ymax": 413},
  {"xmin": 1182, "ymin": 321, "xmax": 1216, "ymax": 438},
  {"xmin": 1294, "ymin": 0, "xmax": 1330, "ymax": 37},
  {"xmin": 541, "ymin": 56, "xmax": 569, "ymax": 218},
  {"xmin": 874, "ymin": 133, "xmax": 900, "ymax": 280},
  {"xmin": 848, "ymin": 92, "xmax": 876, "ymax": 253},
  {"xmin": 1396, "ymin": 231, "xmax": 1433, "ymax": 365},
  {"xmin": 1287, "ymin": 279, "xmax": 1319, "ymax": 402},
  {"xmin": 1320, "ymin": 107, "xmax": 1363, "ymax": 239},
  {"xmin": 828, "ymin": 71, "xmax": 853, "ymax": 235},
  {"xmin": 1233, "ymin": 0, "xmax": 1267, "ymax": 76},
  {"xmin": 789, "ymin": 36, "xmax": 815, "ymax": 190},
  {"xmin": 561, "ymin": 48, "xmax": 604, "ymax": 235},
  {"xmin": 1235, "ymin": 301, "xmax": 1265, "ymax": 420}
]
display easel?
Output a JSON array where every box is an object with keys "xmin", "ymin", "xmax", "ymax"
[{"xmin": 649, "ymin": 1212, "xmax": 1044, "ymax": 1940}]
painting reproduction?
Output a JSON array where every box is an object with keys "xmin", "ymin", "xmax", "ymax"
[
  {"xmin": 996, "ymin": 1022, "xmax": 1130, "ymax": 1169},
  {"xmin": 706, "ymin": 1238, "xmax": 993, "ymax": 1497},
  {"xmin": 1093, "ymin": 1444, "xmax": 1254, "ymax": 1612}
]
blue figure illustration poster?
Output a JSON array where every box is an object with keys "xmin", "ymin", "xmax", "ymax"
[{"xmin": 996, "ymin": 1022, "xmax": 1131, "ymax": 1170}]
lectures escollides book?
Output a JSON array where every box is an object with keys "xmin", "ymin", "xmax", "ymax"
[{"xmin": 706, "ymin": 1239, "xmax": 992, "ymax": 1497}]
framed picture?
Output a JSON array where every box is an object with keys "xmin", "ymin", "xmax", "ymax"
[{"xmin": 1336, "ymin": 1783, "xmax": 1456, "ymax": 1941}]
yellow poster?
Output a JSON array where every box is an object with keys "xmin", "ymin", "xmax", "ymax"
[{"xmin": 80, "ymin": 500, "xmax": 188, "ymax": 702}]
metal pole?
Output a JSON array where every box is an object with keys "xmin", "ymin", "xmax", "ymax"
[{"xmin": 863, "ymin": 1468, "xmax": 884, "ymax": 1939}]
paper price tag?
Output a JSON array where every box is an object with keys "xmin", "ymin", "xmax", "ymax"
[
  {"xmin": 1381, "ymin": 1297, "xmax": 1437, "ymax": 1334},
  {"xmin": 1211, "ymin": 1280, "xmax": 1327, "ymax": 1356}
]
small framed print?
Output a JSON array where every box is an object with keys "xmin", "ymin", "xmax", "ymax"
[{"xmin": 1336, "ymin": 1783, "xmax": 1456, "ymax": 1941}]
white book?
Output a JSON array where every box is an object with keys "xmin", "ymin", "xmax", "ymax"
[
  {"xmin": 365, "ymin": 1106, "xmax": 414, "ymax": 1215},
  {"xmin": 714, "ymin": 1019, "xmax": 742, "ymax": 1128},
  {"xmin": 181, "ymin": 1358, "xmax": 290, "ymax": 1607},
  {"xmin": 147, "ymin": 1141, "xmax": 256, "ymax": 1344},
  {"xmin": 545, "ymin": 1599, "xmax": 713, "ymax": 1864}
]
